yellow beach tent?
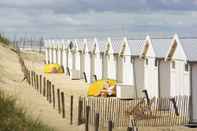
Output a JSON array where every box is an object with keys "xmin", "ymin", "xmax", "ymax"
[
  {"xmin": 88, "ymin": 79, "xmax": 116, "ymax": 96},
  {"xmin": 44, "ymin": 64, "xmax": 64, "ymax": 73}
]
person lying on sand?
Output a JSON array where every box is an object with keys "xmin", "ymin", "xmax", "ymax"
[{"xmin": 99, "ymin": 81, "xmax": 116, "ymax": 97}]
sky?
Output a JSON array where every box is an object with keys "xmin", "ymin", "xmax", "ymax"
[{"xmin": 0, "ymin": 0, "xmax": 197, "ymax": 40}]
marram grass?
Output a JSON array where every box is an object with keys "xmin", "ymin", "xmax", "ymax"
[{"xmin": 0, "ymin": 90, "xmax": 55, "ymax": 131}]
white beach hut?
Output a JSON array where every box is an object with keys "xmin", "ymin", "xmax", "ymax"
[
  {"xmin": 62, "ymin": 40, "xmax": 69, "ymax": 73},
  {"xmin": 103, "ymin": 38, "xmax": 122, "ymax": 80},
  {"xmin": 81, "ymin": 39, "xmax": 92, "ymax": 83},
  {"xmin": 127, "ymin": 36, "xmax": 158, "ymax": 98},
  {"xmin": 74, "ymin": 39, "xmax": 84, "ymax": 78},
  {"xmin": 180, "ymin": 38, "xmax": 197, "ymax": 123},
  {"xmin": 52, "ymin": 40, "xmax": 58, "ymax": 64},
  {"xmin": 48, "ymin": 40, "xmax": 53, "ymax": 64},
  {"xmin": 90, "ymin": 38, "xmax": 106, "ymax": 81},
  {"xmin": 44, "ymin": 40, "xmax": 50, "ymax": 64},
  {"xmin": 57, "ymin": 40, "xmax": 64, "ymax": 66},
  {"xmin": 67, "ymin": 40, "xmax": 74, "ymax": 71},
  {"xmin": 117, "ymin": 37, "xmax": 134, "ymax": 85},
  {"xmin": 152, "ymin": 35, "xmax": 189, "ymax": 98}
]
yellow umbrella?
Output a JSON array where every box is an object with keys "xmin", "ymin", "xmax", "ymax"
[{"xmin": 88, "ymin": 79, "xmax": 117, "ymax": 96}]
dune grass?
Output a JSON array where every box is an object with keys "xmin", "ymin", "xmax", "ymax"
[
  {"xmin": 0, "ymin": 34, "xmax": 10, "ymax": 45},
  {"xmin": 0, "ymin": 90, "xmax": 55, "ymax": 131}
]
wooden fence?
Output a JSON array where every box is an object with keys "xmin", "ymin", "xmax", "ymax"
[
  {"xmin": 16, "ymin": 47, "xmax": 80, "ymax": 126},
  {"xmin": 16, "ymin": 46, "xmax": 190, "ymax": 130},
  {"xmin": 78, "ymin": 96, "xmax": 190, "ymax": 128}
]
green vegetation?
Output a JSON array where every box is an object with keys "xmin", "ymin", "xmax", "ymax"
[
  {"xmin": 0, "ymin": 34, "xmax": 10, "ymax": 45},
  {"xmin": 0, "ymin": 90, "xmax": 54, "ymax": 131}
]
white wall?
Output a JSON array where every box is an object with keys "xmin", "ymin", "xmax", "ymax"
[
  {"xmin": 123, "ymin": 56, "xmax": 134, "ymax": 85},
  {"xmin": 107, "ymin": 54, "xmax": 117, "ymax": 80},
  {"xmin": 144, "ymin": 57, "xmax": 159, "ymax": 98},
  {"xmin": 170, "ymin": 60, "xmax": 190, "ymax": 96},
  {"xmin": 45, "ymin": 48, "xmax": 49, "ymax": 64},
  {"xmin": 80, "ymin": 52, "xmax": 84, "ymax": 78},
  {"xmin": 57, "ymin": 49, "xmax": 63, "ymax": 65},
  {"xmin": 134, "ymin": 58, "xmax": 144, "ymax": 97},
  {"xmin": 92, "ymin": 53, "xmax": 102, "ymax": 80},
  {"xmin": 75, "ymin": 52, "xmax": 81, "ymax": 71},
  {"xmin": 159, "ymin": 61, "xmax": 171, "ymax": 97},
  {"xmin": 49, "ymin": 48, "xmax": 52, "ymax": 64},
  {"xmin": 62, "ymin": 49, "xmax": 67, "ymax": 72},
  {"xmin": 102, "ymin": 54, "xmax": 108, "ymax": 79},
  {"xmin": 53, "ymin": 49, "xmax": 58, "ymax": 64},
  {"xmin": 191, "ymin": 63, "xmax": 197, "ymax": 122},
  {"xmin": 118, "ymin": 56, "xmax": 134, "ymax": 85},
  {"xmin": 68, "ymin": 50, "xmax": 73, "ymax": 70},
  {"xmin": 84, "ymin": 52, "xmax": 91, "ymax": 82}
]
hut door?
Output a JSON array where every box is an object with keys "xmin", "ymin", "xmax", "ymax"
[{"xmin": 192, "ymin": 65, "xmax": 197, "ymax": 122}]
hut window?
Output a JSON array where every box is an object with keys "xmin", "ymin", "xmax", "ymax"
[
  {"xmin": 154, "ymin": 59, "xmax": 158, "ymax": 67},
  {"xmin": 145, "ymin": 59, "xmax": 148, "ymax": 65},
  {"xmin": 185, "ymin": 64, "xmax": 189, "ymax": 72},
  {"xmin": 172, "ymin": 61, "xmax": 176, "ymax": 69}
]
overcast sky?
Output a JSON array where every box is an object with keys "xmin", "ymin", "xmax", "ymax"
[{"xmin": 0, "ymin": 0, "xmax": 197, "ymax": 39}]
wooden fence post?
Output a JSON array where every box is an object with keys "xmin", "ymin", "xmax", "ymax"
[
  {"xmin": 93, "ymin": 75, "xmax": 97, "ymax": 81},
  {"xmin": 83, "ymin": 72, "xmax": 87, "ymax": 83},
  {"xmin": 170, "ymin": 98, "xmax": 179, "ymax": 116},
  {"xmin": 95, "ymin": 113, "xmax": 99, "ymax": 131},
  {"xmin": 57, "ymin": 89, "xmax": 61, "ymax": 114},
  {"xmin": 142, "ymin": 89, "xmax": 150, "ymax": 105},
  {"xmin": 85, "ymin": 106, "xmax": 90, "ymax": 131},
  {"xmin": 78, "ymin": 97, "xmax": 83, "ymax": 125},
  {"xmin": 70, "ymin": 95, "xmax": 73, "ymax": 124},
  {"xmin": 52, "ymin": 84, "xmax": 55, "ymax": 108},
  {"xmin": 127, "ymin": 127, "xmax": 133, "ymax": 131},
  {"xmin": 67, "ymin": 67, "xmax": 70, "ymax": 76},
  {"xmin": 39, "ymin": 75, "xmax": 42, "ymax": 94},
  {"xmin": 61, "ymin": 92, "xmax": 65, "ymax": 118},
  {"xmin": 43, "ymin": 77, "xmax": 46, "ymax": 96},
  {"xmin": 46, "ymin": 80, "xmax": 49, "ymax": 101},
  {"xmin": 36, "ymin": 74, "xmax": 39, "ymax": 90},
  {"xmin": 49, "ymin": 81, "xmax": 52, "ymax": 103},
  {"xmin": 108, "ymin": 120, "xmax": 113, "ymax": 131},
  {"xmin": 33, "ymin": 71, "xmax": 36, "ymax": 88}
]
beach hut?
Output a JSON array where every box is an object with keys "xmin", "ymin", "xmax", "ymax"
[
  {"xmin": 127, "ymin": 36, "xmax": 158, "ymax": 98},
  {"xmin": 52, "ymin": 40, "xmax": 58, "ymax": 64},
  {"xmin": 117, "ymin": 37, "xmax": 134, "ymax": 85},
  {"xmin": 73, "ymin": 39, "xmax": 84, "ymax": 78},
  {"xmin": 44, "ymin": 40, "xmax": 50, "ymax": 64},
  {"xmin": 67, "ymin": 40, "xmax": 74, "ymax": 71},
  {"xmin": 81, "ymin": 39, "xmax": 92, "ymax": 83},
  {"xmin": 103, "ymin": 38, "xmax": 122, "ymax": 80},
  {"xmin": 57, "ymin": 40, "xmax": 63, "ymax": 66},
  {"xmin": 48, "ymin": 40, "xmax": 53, "ymax": 64},
  {"xmin": 152, "ymin": 34, "xmax": 189, "ymax": 98},
  {"xmin": 62, "ymin": 40, "xmax": 69, "ymax": 72},
  {"xmin": 180, "ymin": 38, "xmax": 197, "ymax": 123},
  {"xmin": 90, "ymin": 38, "xmax": 106, "ymax": 81}
]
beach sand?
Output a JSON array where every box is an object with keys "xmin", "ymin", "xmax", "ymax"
[{"xmin": 0, "ymin": 44, "xmax": 196, "ymax": 131}]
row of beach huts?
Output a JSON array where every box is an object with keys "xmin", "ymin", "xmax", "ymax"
[{"xmin": 44, "ymin": 34, "xmax": 197, "ymax": 122}]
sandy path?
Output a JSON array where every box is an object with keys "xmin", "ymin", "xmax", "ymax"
[
  {"xmin": 0, "ymin": 46, "xmax": 87, "ymax": 131},
  {"xmin": 0, "ymin": 44, "xmax": 195, "ymax": 131}
]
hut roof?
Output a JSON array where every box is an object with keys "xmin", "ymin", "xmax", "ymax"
[
  {"xmin": 151, "ymin": 39, "xmax": 172, "ymax": 58},
  {"xmin": 180, "ymin": 38, "xmax": 197, "ymax": 62},
  {"xmin": 110, "ymin": 39, "xmax": 123, "ymax": 54},
  {"xmin": 97, "ymin": 39, "xmax": 108, "ymax": 52},
  {"xmin": 74, "ymin": 39, "xmax": 84, "ymax": 51},
  {"xmin": 127, "ymin": 39, "xmax": 145, "ymax": 56}
]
